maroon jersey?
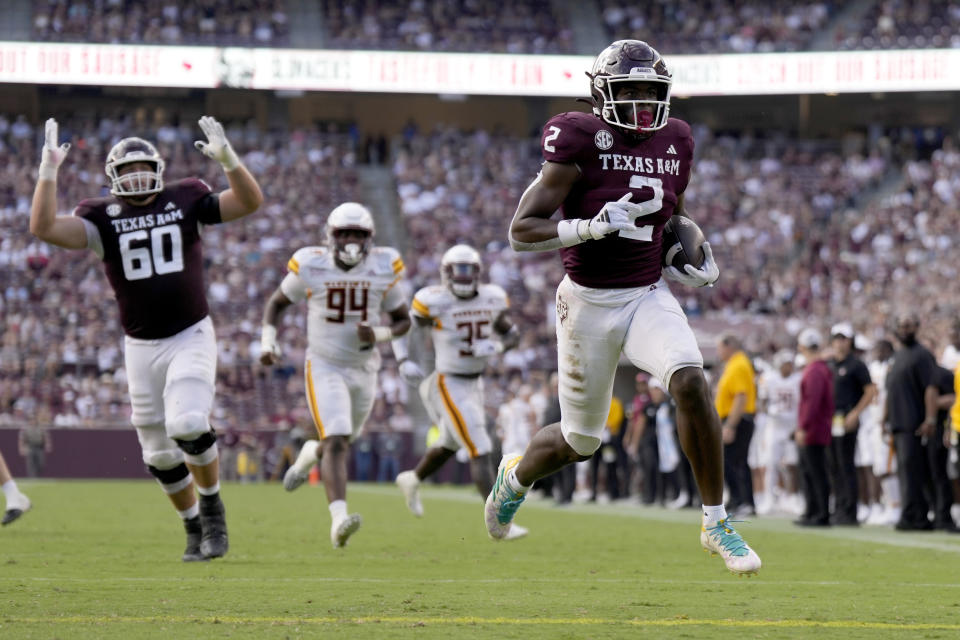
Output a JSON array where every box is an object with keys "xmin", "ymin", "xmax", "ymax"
[
  {"xmin": 73, "ymin": 178, "xmax": 221, "ymax": 339},
  {"xmin": 541, "ymin": 111, "xmax": 694, "ymax": 288}
]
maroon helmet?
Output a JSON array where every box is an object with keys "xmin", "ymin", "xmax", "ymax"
[{"xmin": 588, "ymin": 40, "xmax": 672, "ymax": 134}]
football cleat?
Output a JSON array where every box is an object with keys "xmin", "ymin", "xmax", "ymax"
[
  {"xmin": 701, "ymin": 518, "xmax": 761, "ymax": 576},
  {"xmin": 181, "ymin": 516, "xmax": 208, "ymax": 563},
  {"xmin": 283, "ymin": 467, "xmax": 309, "ymax": 492},
  {"xmin": 484, "ymin": 455, "xmax": 527, "ymax": 540},
  {"xmin": 331, "ymin": 513, "xmax": 362, "ymax": 548},
  {"xmin": 504, "ymin": 523, "xmax": 529, "ymax": 541},
  {"xmin": 1, "ymin": 494, "xmax": 31, "ymax": 526},
  {"xmin": 395, "ymin": 470, "xmax": 424, "ymax": 517},
  {"xmin": 199, "ymin": 496, "xmax": 229, "ymax": 559}
]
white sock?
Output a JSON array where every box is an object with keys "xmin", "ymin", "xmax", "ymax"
[
  {"xmin": 329, "ymin": 499, "xmax": 347, "ymax": 523},
  {"xmin": 177, "ymin": 502, "xmax": 200, "ymax": 520},
  {"xmin": 294, "ymin": 439, "xmax": 321, "ymax": 473},
  {"xmin": 2, "ymin": 479, "xmax": 20, "ymax": 501},
  {"xmin": 197, "ymin": 482, "xmax": 221, "ymax": 496},
  {"xmin": 506, "ymin": 468, "xmax": 530, "ymax": 493},
  {"xmin": 702, "ymin": 504, "xmax": 728, "ymax": 527}
]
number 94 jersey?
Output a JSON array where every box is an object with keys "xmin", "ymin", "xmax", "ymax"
[
  {"xmin": 542, "ymin": 111, "xmax": 695, "ymax": 289},
  {"xmin": 411, "ymin": 284, "xmax": 509, "ymax": 376},
  {"xmin": 281, "ymin": 245, "xmax": 406, "ymax": 371}
]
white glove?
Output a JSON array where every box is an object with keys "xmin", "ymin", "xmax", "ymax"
[
  {"xmin": 663, "ymin": 242, "xmax": 720, "ymax": 288},
  {"xmin": 259, "ymin": 325, "xmax": 282, "ymax": 364},
  {"xmin": 194, "ymin": 115, "xmax": 240, "ymax": 170},
  {"xmin": 398, "ymin": 359, "xmax": 425, "ymax": 386},
  {"xmin": 39, "ymin": 118, "xmax": 71, "ymax": 181},
  {"xmin": 585, "ymin": 193, "xmax": 643, "ymax": 240},
  {"xmin": 470, "ymin": 339, "xmax": 504, "ymax": 358}
]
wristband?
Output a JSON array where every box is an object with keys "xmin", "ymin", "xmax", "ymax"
[
  {"xmin": 220, "ymin": 145, "xmax": 240, "ymax": 171},
  {"xmin": 557, "ymin": 219, "xmax": 589, "ymax": 247},
  {"xmin": 261, "ymin": 324, "xmax": 277, "ymax": 346},
  {"xmin": 38, "ymin": 164, "xmax": 58, "ymax": 181},
  {"xmin": 372, "ymin": 326, "xmax": 394, "ymax": 343}
]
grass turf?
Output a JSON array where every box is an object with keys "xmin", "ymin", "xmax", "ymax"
[{"xmin": 2, "ymin": 480, "xmax": 959, "ymax": 639}]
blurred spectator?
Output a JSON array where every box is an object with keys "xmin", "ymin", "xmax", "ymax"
[
  {"xmin": 884, "ymin": 314, "xmax": 939, "ymax": 531},
  {"xmin": 837, "ymin": 0, "xmax": 960, "ymax": 51},
  {"xmin": 715, "ymin": 334, "xmax": 757, "ymax": 517},
  {"xmin": 18, "ymin": 419, "xmax": 52, "ymax": 477},
  {"xmin": 795, "ymin": 328, "xmax": 833, "ymax": 527},
  {"xmin": 826, "ymin": 322, "xmax": 875, "ymax": 525}
]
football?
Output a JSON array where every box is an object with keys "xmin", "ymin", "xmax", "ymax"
[{"xmin": 661, "ymin": 216, "xmax": 706, "ymax": 270}]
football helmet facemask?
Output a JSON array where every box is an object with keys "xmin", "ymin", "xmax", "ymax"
[
  {"xmin": 326, "ymin": 202, "xmax": 375, "ymax": 267},
  {"xmin": 105, "ymin": 137, "xmax": 165, "ymax": 197},
  {"xmin": 588, "ymin": 39, "xmax": 672, "ymax": 135},
  {"xmin": 441, "ymin": 244, "xmax": 482, "ymax": 299}
]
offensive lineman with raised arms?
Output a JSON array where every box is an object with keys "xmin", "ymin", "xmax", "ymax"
[
  {"xmin": 484, "ymin": 40, "xmax": 761, "ymax": 575},
  {"xmin": 30, "ymin": 117, "xmax": 264, "ymax": 561},
  {"xmin": 260, "ymin": 203, "xmax": 411, "ymax": 548},
  {"xmin": 394, "ymin": 245, "xmax": 527, "ymax": 539}
]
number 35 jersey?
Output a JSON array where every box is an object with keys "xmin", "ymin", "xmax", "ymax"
[
  {"xmin": 411, "ymin": 284, "xmax": 509, "ymax": 376},
  {"xmin": 281, "ymin": 245, "xmax": 406, "ymax": 371},
  {"xmin": 73, "ymin": 178, "xmax": 221, "ymax": 340},
  {"xmin": 541, "ymin": 111, "xmax": 695, "ymax": 289}
]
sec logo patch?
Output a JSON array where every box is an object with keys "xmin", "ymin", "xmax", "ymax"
[
  {"xmin": 594, "ymin": 130, "xmax": 613, "ymax": 150},
  {"xmin": 106, "ymin": 204, "xmax": 122, "ymax": 217}
]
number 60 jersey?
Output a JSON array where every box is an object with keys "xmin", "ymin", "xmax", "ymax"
[
  {"xmin": 542, "ymin": 111, "xmax": 694, "ymax": 289},
  {"xmin": 73, "ymin": 178, "xmax": 221, "ymax": 340},
  {"xmin": 281, "ymin": 244, "xmax": 406, "ymax": 371}
]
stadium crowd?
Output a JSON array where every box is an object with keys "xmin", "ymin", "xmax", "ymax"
[{"xmin": 32, "ymin": 0, "xmax": 290, "ymax": 46}]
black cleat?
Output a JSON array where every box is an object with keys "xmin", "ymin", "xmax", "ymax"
[
  {"xmin": 199, "ymin": 495, "xmax": 229, "ymax": 559},
  {"xmin": 2, "ymin": 509, "xmax": 26, "ymax": 526},
  {"xmin": 182, "ymin": 516, "xmax": 208, "ymax": 562}
]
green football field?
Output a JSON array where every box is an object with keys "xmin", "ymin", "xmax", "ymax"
[{"xmin": 2, "ymin": 481, "xmax": 959, "ymax": 639}]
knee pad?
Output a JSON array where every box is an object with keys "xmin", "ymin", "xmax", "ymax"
[
  {"xmin": 563, "ymin": 429, "xmax": 601, "ymax": 458},
  {"xmin": 174, "ymin": 429, "xmax": 218, "ymax": 466},
  {"xmin": 137, "ymin": 423, "xmax": 185, "ymax": 469},
  {"xmin": 147, "ymin": 462, "xmax": 194, "ymax": 495},
  {"xmin": 167, "ymin": 410, "xmax": 210, "ymax": 441}
]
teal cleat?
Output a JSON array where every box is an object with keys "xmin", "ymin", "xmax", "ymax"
[
  {"xmin": 484, "ymin": 455, "xmax": 527, "ymax": 540},
  {"xmin": 701, "ymin": 518, "xmax": 761, "ymax": 576}
]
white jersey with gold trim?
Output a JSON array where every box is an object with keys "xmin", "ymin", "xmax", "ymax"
[
  {"xmin": 411, "ymin": 283, "xmax": 508, "ymax": 376},
  {"xmin": 281, "ymin": 245, "xmax": 406, "ymax": 370}
]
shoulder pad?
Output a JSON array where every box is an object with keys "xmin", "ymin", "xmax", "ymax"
[
  {"xmin": 369, "ymin": 246, "xmax": 405, "ymax": 276},
  {"xmin": 287, "ymin": 246, "xmax": 326, "ymax": 275}
]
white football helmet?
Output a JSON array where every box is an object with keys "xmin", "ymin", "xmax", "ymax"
[
  {"xmin": 326, "ymin": 202, "xmax": 375, "ymax": 267},
  {"xmin": 105, "ymin": 137, "xmax": 165, "ymax": 197},
  {"xmin": 441, "ymin": 244, "xmax": 482, "ymax": 298}
]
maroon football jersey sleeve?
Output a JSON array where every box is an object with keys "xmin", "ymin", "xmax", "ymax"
[
  {"xmin": 74, "ymin": 178, "xmax": 222, "ymax": 339},
  {"xmin": 539, "ymin": 111, "xmax": 696, "ymax": 288}
]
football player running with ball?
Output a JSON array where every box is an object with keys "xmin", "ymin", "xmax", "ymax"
[
  {"xmin": 394, "ymin": 245, "xmax": 527, "ymax": 539},
  {"xmin": 30, "ymin": 117, "xmax": 264, "ymax": 561},
  {"xmin": 260, "ymin": 203, "xmax": 411, "ymax": 549},
  {"xmin": 487, "ymin": 40, "xmax": 760, "ymax": 575}
]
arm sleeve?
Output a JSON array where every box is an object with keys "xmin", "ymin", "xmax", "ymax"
[
  {"xmin": 77, "ymin": 217, "xmax": 104, "ymax": 259},
  {"xmin": 279, "ymin": 272, "xmax": 307, "ymax": 303}
]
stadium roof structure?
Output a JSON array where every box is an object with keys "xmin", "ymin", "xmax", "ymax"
[{"xmin": 2, "ymin": 41, "xmax": 958, "ymax": 97}]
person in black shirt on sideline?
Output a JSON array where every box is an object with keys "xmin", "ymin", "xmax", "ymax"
[
  {"xmin": 827, "ymin": 322, "xmax": 876, "ymax": 525},
  {"xmin": 884, "ymin": 314, "xmax": 940, "ymax": 531}
]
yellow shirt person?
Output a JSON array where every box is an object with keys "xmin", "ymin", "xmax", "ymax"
[{"xmin": 716, "ymin": 351, "xmax": 757, "ymax": 419}]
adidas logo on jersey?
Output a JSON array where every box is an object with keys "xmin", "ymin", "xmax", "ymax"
[
  {"xmin": 165, "ymin": 201, "xmax": 176, "ymax": 211},
  {"xmin": 666, "ymin": 145, "xmax": 677, "ymax": 155}
]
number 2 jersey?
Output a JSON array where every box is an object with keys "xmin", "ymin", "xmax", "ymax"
[
  {"xmin": 541, "ymin": 111, "xmax": 695, "ymax": 289},
  {"xmin": 411, "ymin": 284, "xmax": 509, "ymax": 376},
  {"xmin": 74, "ymin": 178, "xmax": 221, "ymax": 339},
  {"xmin": 281, "ymin": 245, "xmax": 406, "ymax": 371}
]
